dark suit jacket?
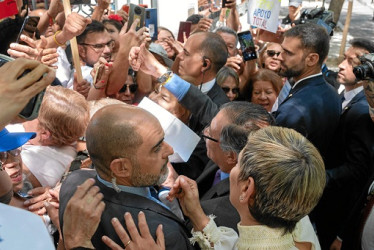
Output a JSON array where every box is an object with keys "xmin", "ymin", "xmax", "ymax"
[
  {"xmin": 273, "ymin": 74, "xmax": 341, "ymax": 160},
  {"xmin": 59, "ymin": 170, "xmax": 195, "ymax": 250},
  {"xmin": 195, "ymin": 161, "xmax": 240, "ymax": 232},
  {"xmin": 313, "ymin": 90, "xmax": 374, "ymax": 248},
  {"xmin": 184, "ymin": 82, "xmax": 229, "ymax": 134},
  {"xmin": 173, "ymin": 82, "xmax": 229, "ymax": 180}
]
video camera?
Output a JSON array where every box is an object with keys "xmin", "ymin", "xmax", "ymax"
[
  {"xmin": 293, "ymin": 7, "xmax": 336, "ymax": 36},
  {"xmin": 353, "ymin": 53, "xmax": 374, "ymax": 80}
]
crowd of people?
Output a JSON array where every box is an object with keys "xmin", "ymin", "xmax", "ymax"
[{"xmin": 0, "ymin": 0, "xmax": 374, "ymax": 249}]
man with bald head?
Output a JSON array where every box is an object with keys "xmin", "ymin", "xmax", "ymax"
[
  {"xmin": 171, "ymin": 32, "xmax": 230, "ymax": 133},
  {"xmin": 59, "ymin": 104, "xmax": 194, "ymax": 250}
]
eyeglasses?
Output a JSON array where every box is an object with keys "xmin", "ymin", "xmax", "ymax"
[
  {"xmin": 79, "ymin": 40, "xmax": 115, "ymax": 51},
  {"xmin": 266, "ymin": 50, "xmax": 281, "ymax": 58},
  {"xmin": 0, "ymin": 148, "xmax": 22, "ymax": 164},
  {"xmin": 221, "ymin": 87, "xmax": 240, "ymax": 94},
  {"xmin": 202, "ymin": 126, "xmax": 219, "ymax": 143},
  {"xmin": 119, "ymin": 84, "xmax": 138, "ymax": 93}
]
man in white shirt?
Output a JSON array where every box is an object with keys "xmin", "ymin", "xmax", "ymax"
[{"xmin": 56, "ymin": 20, "xmax": 113, "ymax": 89}]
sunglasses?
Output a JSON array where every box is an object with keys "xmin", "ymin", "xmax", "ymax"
[
  {"xmin": 119, "ymin": 84, "xmax": 138, "ymax": 93},
  {"xmin": 0, "ymin": 148, "xmax": 22, "ymax": 164},
  {"xmin": 266, "ymin": 50, "xmax": 281, "ymax": 58},
  {"xmin": 222, "ymin": 87, "xmax": 240, "ymax": 94}
]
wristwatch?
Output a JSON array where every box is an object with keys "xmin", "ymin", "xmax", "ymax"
[{"xmin": 157, "ymin": 69, "xmax": 173, "ymax": 86}]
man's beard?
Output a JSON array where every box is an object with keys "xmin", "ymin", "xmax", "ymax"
[
  {"xmin": 279, "ymin": 67, "xmax": 303, "ymax": 79},
  {"xmin": 132, "ymin": 161, "xmax": 169, "ymax": 187}
]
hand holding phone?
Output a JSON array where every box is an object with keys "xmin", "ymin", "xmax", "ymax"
[
  {"xmin": 127, "ymin": 3, "xmax": 145, "ymax": 32},
  {"xmin": 0, "ymin": 55, "xmax": 54, "ymax": 122},
  {"xmin": 237, "ymin": 30, "xmax": 257, "ymax": 61},
  {"xmin": 16, "ymin": 16, "xmax": 40, "ymax": 45}
]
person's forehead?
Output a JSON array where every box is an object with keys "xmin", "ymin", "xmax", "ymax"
[
  {"xmin": 267, "ymin": 43, "xmax": 282, "ymax": 51},
  {"xmin": 137, "ymin": 118, "xmax": 164, "ymax": 146},
  {"xmin": 346, "ymin": 46, "xmax": 369, "ymax": 59},
  {"xmin": 85, "ymin": 31, "xmax": 111, "ymax": 43},
  {"xmin": 158, "ymin": 29, "xmax": 173, "ymax": 38},
  {"xmin": 282, "ymin": 37, "xmax": 302, "ymax": 52},
  {"xmin": 185, "ymin": 34, "xmax": 202, "ymax": 52},
  {"xmin": 211, "ymin": 110, "xmax": 230, "ymax": 133},
  {"xmin": 253, "ymin": 80, "xmax": 274, "ymax": 89}
]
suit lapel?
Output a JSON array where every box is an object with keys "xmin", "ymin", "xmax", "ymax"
[
  {"xmin": 95, "ymin": 177, "xmax": 185, "ymax": 225},
  {"xmin": 200, "ymin": 178, "xmax": 230, "ymax": 201},
  {"xmin": 341, "ymin": 90, "xmax": 365, "ymax": 115}
]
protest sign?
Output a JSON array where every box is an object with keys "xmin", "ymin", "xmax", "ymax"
[{"xmin": 248, "ymin": 0, "xmax": 281, "ymax": 33}]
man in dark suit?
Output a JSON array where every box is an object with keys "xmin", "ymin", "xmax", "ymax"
[
  {"xmin": 195, "ymin": 102, "xmax": 274, "ymax": 231},
  {"xmin": 129, "ymin": 32, "xmax": 229, "ymax": 179},
  {"xmin": 175, "ymin": 31, "xmax": 230, "ymax": 133},
  {"xmin": 315, "ymin": 38, "xmax": 374, "ymax": 249},
  {"xmin": 59, "ymin": 104, "xmax": 194, "ymax": 250},
  {"xmin": 273, "ymin": 23, "xmax": 341, "ymax": 161}
]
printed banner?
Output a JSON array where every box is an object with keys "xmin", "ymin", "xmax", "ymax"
[{"xmin": 248, "ymin": 0, "xmax": 281, "ymax": 33}]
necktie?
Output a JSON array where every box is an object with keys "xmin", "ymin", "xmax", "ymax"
[{"xmin": 212, "ymin": 169, "xmax": 222, "ymax": 186}]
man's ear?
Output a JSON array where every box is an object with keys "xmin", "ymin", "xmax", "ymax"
[
  {"xmin": 306, "ymin": 52, "xmax": 319, "ymax": 67},
  {"xmin": 240, "ymin": 176, "xmax": 256, "ymax": 205},
  {"xmin": 201, "ymin": 56, "xmax": 211, "ymax": 73},
  {"xmin": 39, "ymin": 127, "xmax": 52, "ymax": 144},
  {"xmin": 78, "ymin": 45, "xmax": 85, "ymax": 59},
  {"xmin": 110, "ymin": 158, "xmax": 132, "ymax": 178},
  {"xmin": 225, "ymin": 151, "xmax": 238, "ymax": 166}
]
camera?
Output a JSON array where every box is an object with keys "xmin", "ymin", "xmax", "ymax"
[
  {"xmin": 292, "ymin": 7, "xmax": 336, "ymax": 36},
  {"xmin": 353, "ymin": 53, "xmax": 374, "ymax": 80}
]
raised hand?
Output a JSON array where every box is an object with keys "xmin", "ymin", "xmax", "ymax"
[
  {"xmin": 102, "ymin": 211, "xmax": 165, "ymax": 250},
  {"xmin": 63, "ymin": 178, "xmax": 105, "ymax": 250},
  {"xmin": 8, "ymin": 36, "xmax": 59, "ymax": 68},
  {"xmin": 129, "ymin": 43, "xmax": 166, "ymax": 78},
  {"xmin": 61, "ymin": 12, "xmax": 92, "ymax": 42},
  {"xmin": 0, "ymin": 58, "xmax": 55, "ymax": 129},
  {"xmin": 167, "ymin": 176, "xmax": 209, "ymax": 231}
]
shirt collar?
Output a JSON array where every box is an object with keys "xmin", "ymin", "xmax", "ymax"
[
  {"xmin": 291, "ymin": 73, "xmax": 323, "ymax": 89},
  {"xmin": 342, "ymin": 86, "xmax": 364, "ymax": 109},
  {"xmin": 197, "ymin": 78, "xmax": 216, "ymax": 94},
  {"xmin": 220, "ymin": 171, "xmax": 230, "ymax": 181},
  {"xmin": 97, "ymin": 174, "xmax": 151, "ymax": 198}
]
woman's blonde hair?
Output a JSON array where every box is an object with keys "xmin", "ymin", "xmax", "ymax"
[
  {"xmin": 239, "ymin": 126, "xmax": 325, "ymax": 233},
  {"xmin": 38, "ymin": 86, "xmax": 89, "ymax": 146}
]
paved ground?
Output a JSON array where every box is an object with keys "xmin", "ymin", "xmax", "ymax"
[{"xmin": 280, "ymin": 0, "xmax": 374, "ymax": 70}]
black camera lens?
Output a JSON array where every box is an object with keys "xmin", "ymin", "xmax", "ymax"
[
  {"xmin": 134, "ymin": 6, "xmax": 141, "ymax": 15},
  {"xmin": 353, "ymin": 62, "xmax": 374, "ymax": 80}
]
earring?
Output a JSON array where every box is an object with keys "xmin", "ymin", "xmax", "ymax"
[
  {"xmin": 239, "ymin": 195, "xmax": 244, "ymax": 201},
  {"xmin": 111, "ymin": 174, "xmax": 121, "ymax": 193}
]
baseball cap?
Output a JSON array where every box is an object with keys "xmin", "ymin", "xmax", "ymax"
[
  {"xmin": 149, "ymin": 43, "xmax": 174, "ymax": 68},
  {"xmin": 0, "ymin": 128, "xmax": 36, "ymax": 152}
]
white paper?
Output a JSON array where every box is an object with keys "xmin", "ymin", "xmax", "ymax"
[
  {"xmin": 0, "ymin": 203, "xmax": 55, "ymax": 250},
  {"xmin": 138, "ymin": 97, "xmax": 200, "ymax": 163},
  {"xmin": 248, "ymin": 0, "xmax": 281, "ymax": 33}
]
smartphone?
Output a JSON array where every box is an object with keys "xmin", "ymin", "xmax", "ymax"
[
  {"xmin": 93, "ymin": 64, "xmax": 104, "ymax": 86},
  {"xmin": 237, "ymin": 30, "xmax": 257, "ymax": 61},
  {"xmin": 16, "ymin": 16, "xmax": 40, "ymax": 45},
  {"xmin": 0, "ymin": 54, "xmax": 45, "ymax": 120},
  {"xmin": 0, "ymin": 0, "xmax": 19, "ymax": 20},
  {"xmin": 70, "ymin": 0, "xmax": 90, "ymax": 5},
  {"xmin": 145, "ymin": 8, "xmax": 158, "ymax": 41},
  {"xmin": 177, "ymin": 21, "xmax": 192, "ymax": 43},
  {"xmin": 127, "ymin": 3, "xmax": 145, "ymax": 32}
]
